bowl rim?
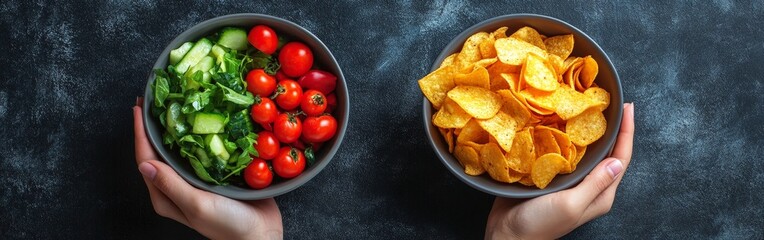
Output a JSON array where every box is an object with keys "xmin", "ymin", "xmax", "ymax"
[
  {"xmin": 142, "ymin": 13, "xmax": 349, "ymax": 200},
  {"xmin": 422, "ymin": 13, "xmax": 623, "ymax": 198}
]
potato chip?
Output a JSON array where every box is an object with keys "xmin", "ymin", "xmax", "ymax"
[
  {"xmin": 561, "ymin": 143, "xmax": 577, "ymax": 173},
  {"xmin": 531, "ymin": 153, "xmax": 567, "ymax": 189},
  {"xmin": 455, "ymin": 32, "xmax": 490, "ymax": 72},
  {"xmin": 473, "ymin": 58, "xmax": 498, "ymax": 71},
  {"xmin": 447, "ymin": 86, "xmax": 502, "ymax": 119},
  {"xmin": 433, "ymin": 97, "xmax": 471, "ymax": 128},
  {"xmin": 518, "ymin": 176, "xmax": 535, "ymax": 186},
  {"xmin": 547, "ymin": 54, "xmax": 565, "ymax": 81},
  {"xmin": 499, "ymin": 73, "xmax": 520, "ymax": 92},
  {"xmin": 454, "ymin": 66, "xmax": 490, "ymax": 89},
  {"xmin": 566, "ymin": 109, "xmax": 606, "ymax": 146},
  {"xmin": 457, "ymin": 119, "xmax": 489, "ymax": 144},
  {"xmin": 579, "ymin": 56, "xmax": 598, "ymax": 89},
  {"xmin": 573, "ymin": 145, "xmax": 587, "ymax": 171},
  {"xmin": 543, "ymin": 34, "xmax": 574, "ymax": 59},
  {"xmin": 496, "ymin": 90, "xmax": 531, "ymax": 126},
  {"xmin": 418, "ymin": 65, "xmax": 455, "ymax": 109},
  {"xmin": 493, "ymin": 26, "xmax": 509, "ymax": 39},
  {"xmin": 454, "ymin": 144, "xmax": 485, "ymax": 176},
  {"xmin": 538, "ymin": 126, "xmax": 574, "ymax": 173},
  {"xmin": 521, "ymin": 53, "xmax": 558, "ymax": 92},
  {"xmin": 506, "ymin": 127, "xmax": 535, "ymax": 174},
  {"xmin": 495, "ymin": 37, "xmax": 547, "ymax": 66},
  {"xmin": 521, "ymin": 85, "xmax": 599, "ymax": 120},
  {"xmin": 510, "ymin": 26, "xmax": 547, "ymax": 50},
  {"xmin": 480, "ymin": 142, "xmax": 520, "ymax": 183},
  {"xmin": 533, "ymin": 126, "xmax": 560, "ymax": 157},
  {"xmin": 479, "ymin": 34, "xmax": 498, "ymax": 59},
  {"xmin": 438, "ymin": 53, "xmax": 458, "ymax": 70},
  {"xmin": 584, "ymin": 87, "xmax": 610, "ymax": 112},
  {"xmin": 462, "ymin": 140, "xmax": 485, "ymax": 152},
  {"xmin": 476, "ymin": 106, "xmax": 519, "ymax": 152}
]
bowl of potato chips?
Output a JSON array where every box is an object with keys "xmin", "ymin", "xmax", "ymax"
[{"xmin": 419, "ymin": 14, "xmax": 623, "ymax": 198}]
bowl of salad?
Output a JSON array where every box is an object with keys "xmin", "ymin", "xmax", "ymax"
[{"xmin": 143, "ymin": 13, "xmax": 348, "ymax": 200}]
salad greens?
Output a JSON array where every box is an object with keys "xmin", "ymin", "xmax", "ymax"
[{"xmin": 151, "ymin": 27, "xmax": 279, "ymax": 185}]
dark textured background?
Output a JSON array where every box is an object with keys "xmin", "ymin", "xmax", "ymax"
[{"xmin": 2, "ymin": 0, "xmax": 763, "ymax": 239}]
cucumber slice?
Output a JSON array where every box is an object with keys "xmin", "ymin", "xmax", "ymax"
[
  {"xmin": 194, "ymin": 147, "xmax": 212, "ymax": 168},
  {"xmin": 192, "ymin": 112, "xmax": 226, "ymax": 134},
  {"xmin": 169, "ymin": 42, "xmax": 194, "ymax": 66},
  {"xmin": 217, "ymin": 27, "xmax": 248, "ymax": 51},
  {"xmin": 185, "ymin": 56, "xmax": 215, "ymax": 90},
  {"xmin": 176, "ymin": 38, "xmax": 213, "ymax": 74},
  {"xmin": 205, "ymin": 134, "xmax": 230, "ymax": 161}
]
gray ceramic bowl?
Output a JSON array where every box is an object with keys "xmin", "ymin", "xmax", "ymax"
[
  {"xmin": 423, "ymin": 14, "xmax": 623, "ymax": 198},
  {"xmin": 143, "ymin": 14, "xmax": 348, "ymax": 200}
]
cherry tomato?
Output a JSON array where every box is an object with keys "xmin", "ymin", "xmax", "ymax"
[
  {"xmin": 302, "ymin": 115, "xmax": 337, "ymax": 143},
  {"xmin": 248, "ymin": 25, "xmax": 278, "ymax": 55},
  {"xmin": 250, "ymin": 96, "xmax": 278, "ymax": 125},
  {"xmin": 254, "ymin": 131, "xmax": 280, "ymax": 160},
  {"xmin": 325, "ymin": 93, "xmax": 337, "ymax": 113},
  {"xmin": 273, "ymin": 147, "xmax": 306, "ymax": 178},
  {"xmin": 275, "ymin": 70, "xmax": 289, "ymax": 81},
  {"xmin": 298, "ymin": 70, "xmax": 337, "ymax": 94},
  {"xmin": 246, "ymin": 69, "xmax": 277, "ymax": 96},
  {"xmin": 244, "ymin": 158, "xmax": 273, "ymax": 189},
  {"xmin": 273, "ymin": 112, "xmax": 302, "ymax": 143},
  {"xmin": 278, "ymin": 42, "xmax": 313, "ymax": 77},
  {"xmin": 301, "ymin": 90, "xmax": 327, "ymax": 116},
  {"xmin": 274, "ymin": 80, "xmax": 303, "ymax": 110}
]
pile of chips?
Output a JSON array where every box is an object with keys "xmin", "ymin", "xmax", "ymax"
[{"xmin": 418, "ymin": 26, "xmax": 610, "ymax": 189}]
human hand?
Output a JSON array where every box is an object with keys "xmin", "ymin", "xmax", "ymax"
[
  {"xmin": 485, "ymin": 103, "xmax": 635, "ymax": 239},
  {"xmin": 133, "ymin": 98, "xmax": 283, "ymax": 240}
]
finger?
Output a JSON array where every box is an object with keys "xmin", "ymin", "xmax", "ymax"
[
  {"xmin": 563, "ymin": 157, "xmax": 623, "ymax": 210},
  {"xmin": 610, "ymin": 103, "xmax": 634, "ymax": 165},
  {"xmin": 133, "ymin": 106, "xmax": 159, "ymax": 164},
  {"xmin": 136, "ymin": 96, "xmax": 144, "ymax": 107},
  {"xmin": 139, "ymin": 160, "xmax": 205, "ymax": 215},
  {"xmin": 142, "ymin": 176, "xmax": 190, "ymax": 226}
]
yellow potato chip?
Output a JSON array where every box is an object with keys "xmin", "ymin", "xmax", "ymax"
[
  {"xmin": 496, "ymin": 90, "xmax": 531, "ymax": 126},
  {"xmin": 562, "ymin": 144, "xmax": 577, "ymax": 173},
  {"xmin": 454, "ymin": 66, "xmax": 490, "ymax": 89},
  {"xmin": 418, "ymin": 65, "xmax": 455, "ymax": 109},
  {"xmin": 490, "ymin": 73, "xmax": 510, "ymax": 91},
  {"xmin": 493, "ymin": 26, "xmax": 509, "ymax": 39},
  {"xmin": 454, "ymin": 144, "xmax": 485, "ymax": 176},
  {"xmin": 520, "ymin": 85, "xmax": 599, "ymax": 120},
  {"xmin": 455, "ymin": 32, "xmax": 490, "ymax": 72},
  {"xmin": 573, "ymin": 145, "xmax": 587, "ymax": 171},
  {"xmin": 510, "ymin": 26, "xmax": 547, "ymax": 50},
  {"xmin": 476, "ymin": 106, "xmax": 519, "ymax": 152},
  {"xmin": 566, "ymin": 109, "xmax": 607, "ymax": 146},
  {"xmin": 580, "ymin": 56, "xmax": 599, "ymax": 89},
  {"xmin": 447, "ymin": 86, "xmax": 502, "ymax": 119},
  {"xmin": 543, "ymin": 34, "xmax": 574, "ymax": 59},
  {"xmin": 538, "ymin": 126, "xmax": 574, "ymax": 173},
  {"xmin": 584, "ymin": 87, "xmax": 610, "ymax": 112},
  {"xmin": 531, "ymin": 153, "xmax": 567, "ymax": 189},
  {"xmin": 438, "ymin": 53, "xmax": 458, "ymax": 70},
  {"xmin": 473, "ymin": 58, "xmax": 498, "ymax": 71},
  {"xmin": 533, "ymin": 127, "xmax": 560, "ymax": 157},
  {"xmin": 547, "ymin": 54, "xmax": 565, "ymax": 81},
  {"xmin": 495, "ymin": 37, "xmax": 547, "ymax": 66},
  {"xmin": 462, "ymin": 140, "xmax": 485, "ymax": 152},
  {"xmin": 480, "ymin": 142, "xmax": 520, "ymax": 183},
  {"xmin": 499, "ymin": 73, "xmax": 520, "ymax": 92},
  {"xmin": 518, "ymin": 176, "xmax": 535, "ymax": 187},
  {"xmin": 433, "ymin": 97, "xmax": 472, "ymax": 129},
  {"xmin": 479, "ymin": 34, "xmax": 498, "ymax": 59},
  {"xmin": 522, "ymin": 53, "xmax": 558, "ymax": 92},
  {"xmin": 506, "ymin": 127, "xmax": 535, "ymax": 174},
  {"xmin": 457, "ymin": 119, "xmax": 489, "ymax": 144}
]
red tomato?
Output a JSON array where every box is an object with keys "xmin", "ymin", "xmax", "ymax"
[
  {"xmin": 273, "ymin": 147, "xmax": 306, "ymax": 178},
  {"xmin": 275, "ymin": 70, "xmax": 289, "ymax": 81},
  {"xmin": 298, "ymin": 70, "xmax": 337, "ymax": 94},
  {"xmin": 301, "ymin": 90, "xmax": 327, "ymax": 116},
  {"xmin": 246, "ymin": 69, "xmax": 277, "ymax": 96},
  {"xmin": 274, "ymin": 80, "xmax": 303, "ymax": 110},
  {"xmin": 248, "ymin": 25, "xmax": 278, "ymax": 55},
  {"xmin": 244, "ymin": 158, "xmax": 273, "ymax": 189},
  {"xmin": 254, "ymin": 131, "xmax": 280, "ymax": 160},
  {"xmin": 325, "ymin": 93, "xmax": 337, "ymax": 113},
  {"xmin": 302, "ymin": 115, "xmax": 337, "ymax": 143},
  {"xmin": 251, "ymin": 96, "xmax": 279, "ymax": 125},
  {"xmin": 273, "ymin": 113, "xmax": 302, "ymax": 143},
  {"xmin": 291, "ymin": 139, "xmax": 307, "ymax": 150},
  {"xmin": 278, "ymin": 42, "xmax": 313, "ymax": 77}
]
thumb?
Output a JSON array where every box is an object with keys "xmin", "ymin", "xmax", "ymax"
[
  {"xmin": 570, "ymin": 157, "xmax": 623, "ymax": 207},
  {"xmin": 138, "ymin": 160, "xmax": 201, "ymax": 209}
]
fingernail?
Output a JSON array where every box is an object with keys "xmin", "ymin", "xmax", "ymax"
[
  {"xmin": 629, "ymin": 102, "xmax": 635, "ymax": 116},
  {"xmin": 139, "ymin": 162, "xmax": 157, "ymax": 180},
  {"xmin": 136, "ymin": 97, "xmax": 140, "ymax": 106},
  {"xmin": 606, "ymin": 159, "xmax": 623, "ymax": 179}
]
